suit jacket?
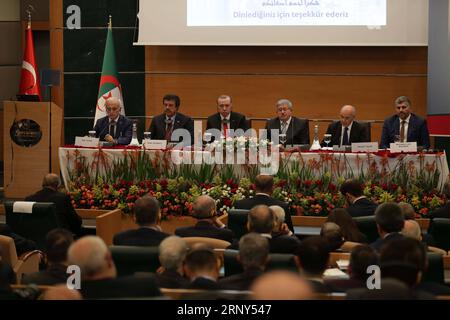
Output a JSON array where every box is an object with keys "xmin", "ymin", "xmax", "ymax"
[
  {"xmin": 380, "ymin": 113, "xmax": 430, "ymax": 149},
  {"xmin": 93, "ymin": 115, "xmax": 133, "ymax": 145},
  {"xmin": 187, "ymin": 277, "xmax": 221, "ymax": 290},
  {"xmin": 370, "ymin": 232, "xmax": 404, "ymax": 252},
  {"xmin": 234, "ymin": 194, "xmax": 294, "ymax": 233},
  {"xmin": 219, "ymin": 268, "xmax": 264, "ymax": 291},
  {"xmin": 113, "ymin": 227, "xmax": 170, "ymax": 247},
  {"xmin": 347, "ymin": 197, "xmax": 378, "ymax": 218},
  {"xmin": 25, "ymin": 187, "xmax": 82, "ymax": 235},
  {"xmin": 21, "ymin": 264, "xmax": 68, "ymax": 286},
  {"xmin": 80, "ymin": 275, "xmax": 161, "ymax": 299},
  {"xmin": 175, "ymin": 220, "xmax": 234, "ymax": 243},
  {"xmin": 429, "ymin": 202, "xmax": 450, "ymax": 219},
  {"xmin": 154, "ymin": 270, "xmax": 190, "ymax": 289},
  {"xmin": 323, "ymin": 121, "xmax": 370, "ymax": 147},
  {"xmin": 269, "ymin": 234, "xmax": 301, "ymax": 254},
  {"xmin": 0, "ymin": 224, "xmax": 37, "ymax": 256},
  {"xmin": 265, "ymin": 116, "xmax": 310, "ymax": 146},
  {"xmin": 206, "ymin": 112, "xmax": 249, "ymax": 137},
  {"xmin": 149, "ymin": 112, "xmax": 194, "ymax": 145}
]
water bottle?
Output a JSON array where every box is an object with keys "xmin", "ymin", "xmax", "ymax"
[
  {"xmin": 129, "ymin": 122, "xmax": 140, "ymax": 146},
  {"xmin": 310, "ymin": 124, "xmax": 321, "ymax": 150}
]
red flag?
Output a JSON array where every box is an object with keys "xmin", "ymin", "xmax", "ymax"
[{"xmin": 18, "ymin": 23, "xmax": 41, "ymax": 100}]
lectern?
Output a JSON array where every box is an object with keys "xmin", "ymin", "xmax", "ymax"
[{"xmin": 3, "ymin": 101, "xmax": 62, "ymax": 198}]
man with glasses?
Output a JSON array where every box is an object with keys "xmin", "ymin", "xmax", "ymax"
[
  {"xmin": 93, "ymin": 97, "xmax": 133, "ymax": 145},
  {"xmin": 380, "ymin": 96, "xmax": 430, "ymax": 149}
]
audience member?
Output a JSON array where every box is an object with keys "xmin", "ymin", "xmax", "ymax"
[
  {"xmin": 380, "ymin": 95, "xmax": 430, "ymax": 149},
  {"xmin": 175, "ymin": 195, "xmax": 234, "ymax": 242},
  {"xmin": 320, "ymin": 222, "xmax": 345, "ymax": 252},
  {"xmin": 295, "ymin": 236, "xmax": 330, "ymax": 293},
  {"xmin": 25, "ymin": 173, "xmax": 82, "ymax": 236},
  {"xmin": 22, "ymin": 229, "xmax": 74, "ymax": 285},
  {"xmin": 148, "ymin": 94, "xmax": 194, "ymax": 145},
  {"xmin": 371, "ymin": 202, "xmax": 405, "ymax": 252},
  {"xmin": 93, "ymin": 97, "xmax": 133, "ymax": 145},
  {"xmin": 326, "ymin": 208, "xmax": 367, "ymax": 243},
  {"xmin": 322, "ymin": 105, "xmax": 370, "ymax": 147},
  {"xmin": 251, "ymin": 270, "xmax": 313, "ymax": 300},
  {"xmin": 270, "ymin": 205, "xmax": 293, "ymax": 237},
  {"xmin": 220, "ymin": 233, "xmax": 269, "ymax": 291},
  {"xmin": 206, "ymin": 94, "xmax": 249, "ymax": 138},
  {"xmin": 339, "ymin": 179, "xmax": 377, "ymax": 218},
  {"xmin": 155, "ymin": 236, "xmax": 190, "ymax": 289},
  {"xmin": 398, "ymin": 202, "xmax": 417, "ymax": 220},
  {"xmin": 113, "ymin": 195, "xmax": 169, "ymax": 246},
  {"xmin": 68, "ymin": 236, "xmax": 160, "ymax": 299},
  {"xmin": 265, "ymin": 99, "xmax": 310, "ymax": 146},
  {"xmin": 234, "ymin": 174, "xmax": 294, "ymax": 232},
  {"xmin": 0, "ymin": 224, "xmax": 37, "ymax": 256},
  {"xmin": 183, "ymin": 245, "xmax": 221, "ymax": 290}
]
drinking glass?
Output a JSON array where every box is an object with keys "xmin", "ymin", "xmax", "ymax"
[
  {"xmin": 88, "ymin": 130, "xmax": 96, "ymax": 138},
  {"xmin": 323, "ymin": 133, "xmax": 332, "ymax": 148}
]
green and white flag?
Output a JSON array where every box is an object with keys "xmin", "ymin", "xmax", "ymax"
[{"xmin": 94, "ymin": 17, "xmax": 125, "ymax": 125}]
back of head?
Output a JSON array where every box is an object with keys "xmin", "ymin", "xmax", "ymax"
[
  {"xmin": 339, "ymin": 179, "xmax": 363, "ymax": 197},
  {"xmin": 42, "ymin": 173, "xmax": 60, "ymax": 189},
  {"xmin": 398, "ymin": 202, "xmax": 416, "ymax": 220},
  {"xmin": 375, "ymin": 202, "xmax": 405, "ymax": 233},
  {"xmin": 238, "ymin": 233, "xmax": 269, "ymax": 270},
  {"xmin": 45, "ymin": 228, "xmax": 74, "ymax": 264},
  {"xmin": 254, "ymin": 175, "xmax": 274, "ymax": 193},
  {"xmin": 134, "ymin": 195, "xmax": 160, "ymax": 226},
  {"xmin": 349, "ymin": 245, "xmax": 379, "ymax": 282},
  {"xmin": 159, "ymin": 236, "xmax": 188, "ymax": 271},
  {"xmin": 248, "ymin": 205, "xmax": 274, "ymax": 234},
  {"xmin": 269, "ymin": 205, "xmax": 285, "ymax": 228},
  {"xmin": 193, "ymin": 195, "xmax": 216, "ymax": 219},
  {"xmin": 184, "ymin": 245, "xmax": 218, "ymax": 279},
  {"xmin": 401, "ymin": 220, "xmax": 422, "ymax": 241},
  {"xmin": 320, "ymin": 222, "xmax": 344, "ymax": 251},
  {"xmin": 67, "ymin": 236, "xmax": 115, "ymax": 280},
  {"xmin": 251, "ymin": 270, "xmax": 312, "ymax": 300},
  {"xmin": 296, "ymin": 236, "xmax": 330, "ymax": 276},
  {"xmin": 327, "ymin": 208, "xmax": 362, "ymax": 242},
  {"xmin": 42, "ymin": 285, "xmax": 82, "ymax": 300},
  {"xmin": 379, "ymin": 237, "xmax": 426, "ymax": 287}
]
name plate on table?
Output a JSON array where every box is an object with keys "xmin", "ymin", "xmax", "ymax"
[
  {"xmin": 143, "ymin": 140, "xmax": 167, "ymax": 150},
  {"xmin": 75, "ymin": 136, "xmax": 99, "ymax": 148},
  {"xmin": 390, "ymin": 142, "xmax": 417, "ymax": 153},
  {"xmin": 351, "ymin": 142, "xmax": 378, "ymax": 153}
]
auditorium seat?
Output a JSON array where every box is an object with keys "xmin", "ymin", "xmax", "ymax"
[
  {"xmin": 109, "ymin": 245, "xmax": 160, "ymax": 277},
  {"xmin": 227, "ymin": 209, "xmax": 250, "ymax": 239},
  {"xmin": 353, "ymin": 215, "xmax": 378, "ymax": 244},
  {"xmin": 428, "ymin": 218, "xmax": 450, "ymax": 251},
  {"xmin": 422, "ymin": 252, "xmax": 445, "ymax": 284}
]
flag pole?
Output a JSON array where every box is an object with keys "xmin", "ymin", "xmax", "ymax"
[{"xmin": 108, "ymin": 15, "xmax": 112, "ymax": 29}]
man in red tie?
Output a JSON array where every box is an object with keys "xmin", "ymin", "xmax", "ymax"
[{"xmin": 206, "ymin": 95, "xmax": 250, "ymax": 139}]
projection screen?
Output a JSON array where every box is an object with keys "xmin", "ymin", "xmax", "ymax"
[{"xmin": 135, "ymin": 0, "xmax": 428, "ymax": 46}]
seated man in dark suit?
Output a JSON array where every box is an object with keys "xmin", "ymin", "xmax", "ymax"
[
  {"xmin": 265, "ymin": 99, "xmax": 310, "ymax": 147},
  {"xmin": 113, "ymin": 195, "xmax": 170, "ymax": 246},
  {"xmin": 322, "ymin": 105, "xmax": 370, "ymax": 147},
  {"xmin": 148, "ymin": 94, "xmax": 194, "ymax": 146},
  {"xmin": 184, "ymin": 245, "xmax": 221, "ymax": 290},
  {"xmin": 22, "ymin": 229, "xmax": 74, "ymax": 286},
  {"xmin": 234, "ymin": 174, "xmax": 294, "ymax": 233},
  {"xmin": 93, "ymin": 97, "xmax": 133, "ymax": 145},
  {"xmin": 339, "ymin": 179, "xmax": 378, "ymax": 218},
  {"xmin": 220, "ymin": 233, "xmax": 269, "ymax": 291},
  {"xmin": 370, "ymin": 202, "xmax": 405, "ymax": 252},
  {"xmin": 206, "ymin": 94, "xmax": 249, "ymax": 139},
  {"xmin": 429, "ymin": 182, "xmax": 450, "ymax": 219},
  {"xmin": 380, "ymin": 95, "xmax": 430, "ymax": 149},
  {"xmin": 154, "ymin": 236, "xmax": 190, "ymax": 289},
  {"xmin": 25, "ymin": 173, "xmax": 82, "ymax": 236},
  {"xmin": 295, "ymin": 236, "xmax": 331, "ymax": 293},
  {"xmin": 0, "ymin": 224, "xmax": 37, "ymax": 256},
  {"xmin": 68, "ymin": 236, "xmax": 161, "ymax": 299},
  {"xmin": 175, "ymin": 195, "xmax": 234, "ymax": 242}
]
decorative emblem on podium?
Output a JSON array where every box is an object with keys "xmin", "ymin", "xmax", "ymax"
[{"xmin": 10, "ymin": 119, "xmax": 42, "ymax": 147}]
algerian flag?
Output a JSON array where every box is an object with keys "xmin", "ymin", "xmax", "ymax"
[{"xmin": 94, "ymin": 16, "xmax": 125, "ymax": 126}]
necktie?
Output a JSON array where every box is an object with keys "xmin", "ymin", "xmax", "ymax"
[
  {"xmin": 165, "ymin": 120, "xmax": 173, "ymax": 141},
  {"xmin": 223, "ymin": 122, "xmax": 229, "ymax": 138},
  {"xmin": 342, "ymin": 127, "xmax": 349, "ymax": 146},
  {"xmin": 281, "ymin": 121, "xmax": 288, "ymax": 134},
  {"xmin": 400, "ymin": 120, "xmax": 406, "ymax": 142},
  {"xmin": 109, "ymin": 121, "xmax": 116, "ymax": 137}
]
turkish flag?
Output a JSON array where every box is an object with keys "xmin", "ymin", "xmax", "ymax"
[{"xmin": 18, "ymin": 24, "xmax": 41, "ymax": 100}]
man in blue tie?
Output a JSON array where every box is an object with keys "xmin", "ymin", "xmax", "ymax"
[{"xmin": 93, "ymin": 97, "xmax": 132, "ymax": 145}]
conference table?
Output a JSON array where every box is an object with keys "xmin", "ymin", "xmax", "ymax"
[{"xmin": 58, "ymin": 146, "xmax": 449, "ymax": 191}]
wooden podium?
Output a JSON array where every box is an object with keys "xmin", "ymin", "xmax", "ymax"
[{"xmin": 3, "ymin": 101, "xmax": 62, "ymax": 198}]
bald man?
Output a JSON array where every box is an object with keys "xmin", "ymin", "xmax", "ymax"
[
  {"xmin": 323, "ymin": 105, "xmax": 370, "ymax": 147},
  {"xmin": 251, "ymin": 271, "xmax": 313, "ymax": 300},
  {"xmin": 93, "ymin": 97, "xmax": 133, "ymax": 145}
]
